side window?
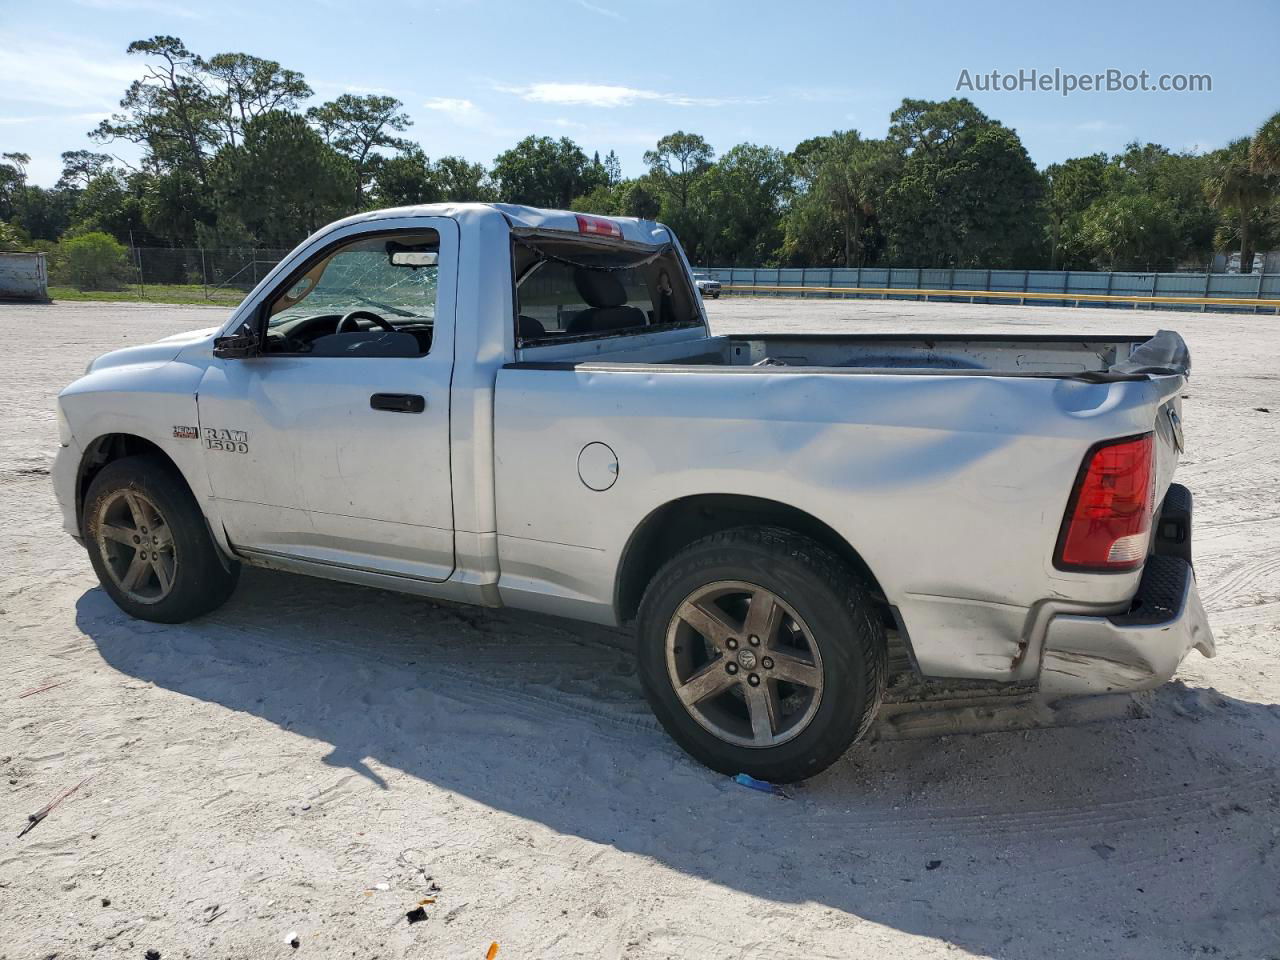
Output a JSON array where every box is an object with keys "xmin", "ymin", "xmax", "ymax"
[{"xmin": 263, "ymin": 231, "xmax": 439, "ymax": 357}]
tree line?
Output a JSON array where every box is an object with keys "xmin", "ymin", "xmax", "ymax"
[{"xmin": 2, "ymin": 34, "xmax": 1278, "ymax": 274}]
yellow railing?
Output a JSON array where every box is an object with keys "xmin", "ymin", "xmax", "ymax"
[{"xmin": 722, "ymin": 284, "xmax": 1279, "ymax": 309}]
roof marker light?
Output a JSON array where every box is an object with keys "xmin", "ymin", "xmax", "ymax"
[{"xmin": 576, "ymin": 214, "xmax": 623, "ymax": 239}]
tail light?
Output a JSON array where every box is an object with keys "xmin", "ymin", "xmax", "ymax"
[
  {"xmin": 1055, "ymin": 433, "xmax": 1155, "ymax": 572},
  {"xmin": 576, "ymin": 214, "xmax": 622, "ymax": 239}
]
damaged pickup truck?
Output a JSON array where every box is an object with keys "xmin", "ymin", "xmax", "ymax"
[{"xmin": 53, "ymin": 204, "xmax": 1214, "ymax": 781}]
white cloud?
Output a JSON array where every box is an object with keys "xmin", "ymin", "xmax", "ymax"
[
  {"xmin": 423, "ymin": 97, "xmax": 479, "ymax": 118},
  {"xmin": 421, "ymin": 96, "xmax": 498, "ymax": 131},
  {"xmin": 0, "ymin": 36, "xmax": 138, "ymax": 110},
  {"xmin": 497, "ymin": 82, "xmax": 765, "ymax": 109},
  {"xmin": 574, "ymin": 0, "xmax": 624, "ymax": 20}
]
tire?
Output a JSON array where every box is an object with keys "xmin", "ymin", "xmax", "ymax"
[
  {"xmin": 82, "ymin": 454, "xmax": 240, "ymax": 623},
  {"xmin": 636, "ymin": 526, "xmax": 886, "ymax": 782},
  {"xmin": 711, "ymin": 291, "xmax": 721, "ymax": 299}
]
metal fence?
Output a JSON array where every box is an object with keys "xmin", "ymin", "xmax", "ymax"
[
  {"xmin": 694, "ymin": 266, "xmax": 1280, "ymax": 314},
  {"xmin": 124, "ymin": 247, "xmax": 292, "ymax": 296}
]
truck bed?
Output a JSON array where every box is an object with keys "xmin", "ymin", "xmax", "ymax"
[{"xmin": 517, "ymin": 330, "xmax": 1190, "ymax": 382}]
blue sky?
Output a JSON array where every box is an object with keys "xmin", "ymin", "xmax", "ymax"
[{"xmin": 2, "ymin": 0, "xmax": 1277, "ymax": 187}]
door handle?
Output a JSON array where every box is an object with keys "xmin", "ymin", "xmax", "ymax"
[{"xmin": 370, "ymin": 393, "xmax": 425, "ymax": 413}]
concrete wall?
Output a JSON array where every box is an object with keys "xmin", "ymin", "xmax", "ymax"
[{"xmin": 0, "ymin": 252, "xmax": 49, "ymax": 300}]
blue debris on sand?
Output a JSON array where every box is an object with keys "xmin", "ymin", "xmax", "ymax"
[{"xmin": 733, "ymin": 773, "xmax": 790, "ymax": 797}]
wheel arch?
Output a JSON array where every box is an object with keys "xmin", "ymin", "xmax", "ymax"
[
  {"xmin": 76, "ymin": 433, "xmax": 191, "ymax": 531},
  {"xmin": 614, "ymin": 493, "xmax": 890, "ymax": 625}
]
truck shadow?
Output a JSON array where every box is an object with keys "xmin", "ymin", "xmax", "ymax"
[{"xmin": 77, "ymin": 568, "xmax": 1280, "ymax": 960}]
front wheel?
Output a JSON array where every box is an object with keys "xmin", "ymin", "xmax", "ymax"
[
  {"xmin": 636, "ymin": 526, "xmax": 886, "ymax": 782},
  {"xmin": 82, "ymin": 455, "xmax": 240, "ymax": 623}
]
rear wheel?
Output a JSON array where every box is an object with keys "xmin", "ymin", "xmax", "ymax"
[
  {"xmin": 83, "ymin": 455, "xmax": 239, "ymax": 623},
  {"xmin": 636, "ymin": 526, "xmax": 886, "ymax": 782}
]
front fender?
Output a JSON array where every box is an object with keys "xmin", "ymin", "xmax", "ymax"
[{"xmin": 58, "ymin": 358, "xmax": 226, "ymax": 551}]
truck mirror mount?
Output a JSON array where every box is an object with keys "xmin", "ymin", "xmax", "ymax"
[{"xmin": 213, "ymin": 323, "xmax": 261, "ymax": 360}]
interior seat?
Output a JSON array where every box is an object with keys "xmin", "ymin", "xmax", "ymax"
[
  {"xmin": 517, "ymin": 315, "xmax": 546, "ymax": 339},
  {"xmin": 565, "ymin": 268, "xmax": 646, "ymax": 335}
]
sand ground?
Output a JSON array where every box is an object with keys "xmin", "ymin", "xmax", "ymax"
[{"xmin": 1, "ymin": 297, "xmax": 1277, "ymax": 960}]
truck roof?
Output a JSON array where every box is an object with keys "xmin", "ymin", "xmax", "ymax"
[{"xmin": 320, "ymin": 202, "xmax": 673, "ymax": 249}]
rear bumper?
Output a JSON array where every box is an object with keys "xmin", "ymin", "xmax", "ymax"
[{"xmin": 1040, "ymin": 554, "xmax": 1215, "ymax": 695}]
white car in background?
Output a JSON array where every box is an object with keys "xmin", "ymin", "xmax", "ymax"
[{"xmin": 693, "ymin": 273, "xmax": 722, "ymax": 298}]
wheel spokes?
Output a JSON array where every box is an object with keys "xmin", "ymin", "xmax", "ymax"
[
  {"xmin": 150, "ymin": 552, "xmax": 174, "ymax": 594},
  {"xmin": 744, "ymin": 681, "xmax": 780, "ymax": 743},
  {"xmin": 743, "ymin": 589, "xmax": 783, "ymax": 644},
  {"xmin": 120, "ymin": 553, "xmax": 152, "ymax": 592},
  {"xmin": 100, "ymin": 523, "xmax": 137, "ymax": 546},
  {"xmin": 675, "ymin": 660, "xmax": 736, "ymax": 706},
  {"xmin": 676, "ymin": 599, "xmax": 740, "ymax": 647},
  {"xmin": 666, "ymin": 580, "xmax": 826, "ymax": 749},
  {"xmin": 768, "ymin": 649, "xmax": 822, "ymax": 690},
  {"xmin": 123, "ymin": 492, "xmax": 149, "ymax": 529}
]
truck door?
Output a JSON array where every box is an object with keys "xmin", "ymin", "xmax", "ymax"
[{"xmin": 195, "ymin": 217, "xmax": 458, "ymax": 581}]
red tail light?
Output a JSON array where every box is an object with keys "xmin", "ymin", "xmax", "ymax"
[
  {"xmin": 576, "ymin": 214, "xmax": 622, "ymax": 239},
  {"xmin": 1055, "ymin": 433, "xmax": 1155, "ymax": 572}
]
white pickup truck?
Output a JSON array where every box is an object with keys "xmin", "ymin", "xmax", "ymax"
[{"xmin": 54, "ymin": 204, "xmax": 1213, "ymax": 781}]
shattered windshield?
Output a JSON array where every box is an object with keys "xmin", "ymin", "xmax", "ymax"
[{"xmin": 268, "ymin": 233, "xmax": 438, "ymax": 330}]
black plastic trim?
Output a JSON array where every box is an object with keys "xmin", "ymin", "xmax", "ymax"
[
  {"xmin": 1107, "ymin": 554, "xmax": 1190, "ymax": 627},
  {"xmin": 1153, "ymin": 483, "xmax": 1193, "ymax": 566}
]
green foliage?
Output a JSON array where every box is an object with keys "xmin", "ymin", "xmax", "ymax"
[
  {"xmin": 306, "ymin": 94, "xmax": 412, "ymax": 204},
  {"xmin": 92, "ymin": 36, "xmax": 221, "ymax": 182},
  {"xmin": 783, "ymin": 130, "xmax": 892, "ymax": 266},
  {"xmin": 60, "ymin": 231, "xmax": 130, "ymax": 291},
  {"xmin": 211, "ymin": 112, "xmax": 351, "ymax": 247},
  {"xmin": 1205, "ymin": 138, "xmax": 1274, "ymax": 271},
  {"xmin": 433, "ymin": 156, "xmax": 494, "ymax": 202},
  {"xmin": 57, "ymin": 151, "xmax": 113, "ymax": 190},
  {"xmin": 644, "ymin": 131, "xmax": 714, "ymax": 213},
  {"xmin": 690, "ymin": 144, "xmax": 788, "ymax": 265},
  {"xmin": 492, "ymin": 136, "xmax": 607, "ymax": 208},
  {"xmin": 202, "ymin": 52, "xmax": 312, "ymax": 146},
  {"xmin": 5, "ymin": 36, "xmax": 1278, "ymax": 274},
  {"xmin": 881, "ymin": 99, "xmax": 1047, "ymax": 268},
  {"xmin": 0, "ymin": 220, "xmax": 29, "ymax": 252},
  {"xmin": 1250, "ymin": 111, "xmax": 1280, "ymax": 176},
  {"xmin": 71, "ymin": 172, "xmax": 146, "ymax": 241}
]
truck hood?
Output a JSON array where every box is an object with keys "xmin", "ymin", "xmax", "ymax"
[{"xmin": 86, "ymin": 325, "xmax": 221, "ymax": 374}]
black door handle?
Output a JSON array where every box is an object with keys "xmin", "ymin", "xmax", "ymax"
[{"xmin": 370, "ymin": 393, "xmax": 425, "ymax": 413}]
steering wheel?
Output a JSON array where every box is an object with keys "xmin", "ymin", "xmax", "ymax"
[{"xmin": 336, "ymin": 309, "xmax": 394, "ymax": 333}]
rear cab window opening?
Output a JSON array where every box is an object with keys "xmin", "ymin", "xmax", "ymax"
[{"xmin": 512, "ymin": 233, "xmax": 702, "ymax": 346}]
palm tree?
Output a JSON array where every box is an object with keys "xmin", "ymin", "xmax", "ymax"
[
  {"xmin": 1250, "ymin": 111, "xmax": 1280, "ymax": 175},
  {"xmin": 1205, "ymin": 138, "xmax": 1270, "ymax": 271}
]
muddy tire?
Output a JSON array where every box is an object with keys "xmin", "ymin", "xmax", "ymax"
[
  {"xmin": 82, "ymin": 455, "xmax": 239, "ymax": 623},
  {"xmin": 636, "ymin": 526, "xmax": 886, "ymax": 782}
]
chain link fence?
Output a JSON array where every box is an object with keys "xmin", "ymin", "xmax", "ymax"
[
  {"xmin": 41, "ymin": 246, "xmax": 291, "ymax": 302},
  {"xmin": 126, "ymin": 247, "xmax": 291, "ymax": 301}
]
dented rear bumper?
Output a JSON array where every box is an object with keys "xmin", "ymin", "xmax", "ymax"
[{"xmin": 1040, "ymin": 554, "xmax": 1215, "ymax": 695}]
